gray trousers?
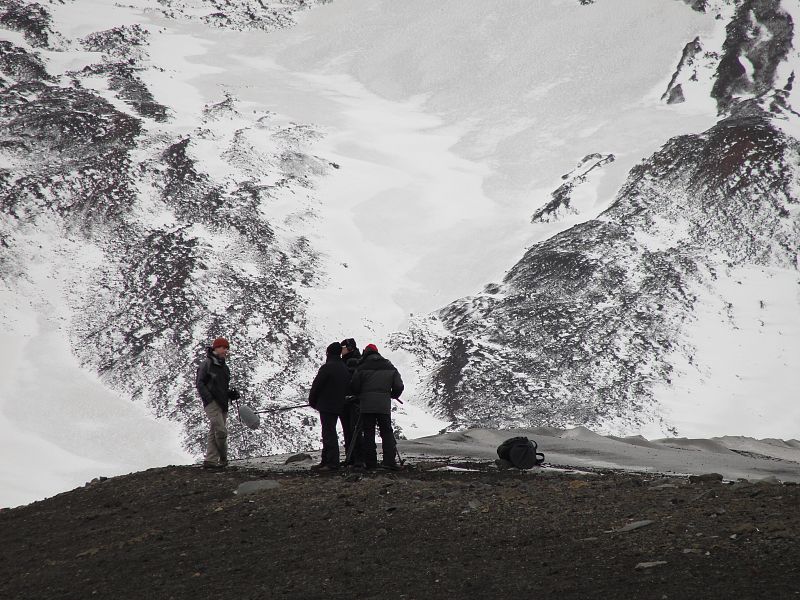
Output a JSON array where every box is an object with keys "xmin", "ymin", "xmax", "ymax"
[{"xmin": 204, "ymin": 401, "xmax": 228, "ymax": 464}]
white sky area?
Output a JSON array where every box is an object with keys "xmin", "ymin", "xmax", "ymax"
[{"xmin": 1, "ymin": 0, "xmax": 798, "ymax": 507}]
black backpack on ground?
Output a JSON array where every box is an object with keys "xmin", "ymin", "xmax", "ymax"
[{"xmin": 496, "ymin": 436, "xmax": 545, "ymax": 469}]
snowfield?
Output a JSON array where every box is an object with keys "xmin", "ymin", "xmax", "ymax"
[{"xmin": 1, "ymin": 0, "xmax": 798, "ymax": 507}]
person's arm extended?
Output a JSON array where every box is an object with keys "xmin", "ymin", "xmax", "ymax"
[{"xmin": 391, "ymin": 369, "xmax": 404, "ymax": 399}]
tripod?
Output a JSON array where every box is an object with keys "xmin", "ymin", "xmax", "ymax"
[{"xmin": 344, "ymin": 412, "xmax": 405, "ymax": 467}]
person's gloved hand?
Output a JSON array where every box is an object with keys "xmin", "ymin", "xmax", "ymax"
[{"xmin": 228, "ymin": 388, "xmax": 241, "ymax": 401}]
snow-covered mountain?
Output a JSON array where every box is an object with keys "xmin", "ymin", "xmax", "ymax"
[
  {"xmin": 395, "ymin": 0, "xmax": 800, "ymax": 438},
  {"xmin": 1, "ymin": 0, "xmax": 798, "ymax": 506}
]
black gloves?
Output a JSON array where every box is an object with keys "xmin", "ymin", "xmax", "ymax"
[{"xmin": 228, "ymin": 388, "xmax": 241, "ymax": 401}]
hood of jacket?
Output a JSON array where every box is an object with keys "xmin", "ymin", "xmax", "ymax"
[
  {"xmin": 206, "ymin": 346, "xmax": 226, "ymax": 366},
  {"xmin": 358, "ymin": 352, "xmax": 394, "ymax": 371}
]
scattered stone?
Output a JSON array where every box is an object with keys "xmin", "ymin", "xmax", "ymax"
[
  {"xmin": 688, "ymin": 489, "xmax": 714, "ymax": 503},
  {"xmin": 635, "ymin": 561, "xmax": 668, "ymax": 570},
  {"xmin": 729, "ymin": 523, "xmax": 756, "ymax": 535},
  {"xmin": 284, "ymin": 453, "xmax": 313, "ymax": 464},
  {"xmin": 650, "ymin": 482, "xmax": 679, "ymax": 490},
  {"xmin": 763, "ymin": 520, "xmax": 790, "ymax": 533},
  {"xmin": 235, "ymin": 480, "xmax": 281, "ymax": 496},
  {"xmin": 766, "ymin": 530, "xmax": 793, "ymax": 540},
  {"xmin": 755, "ymin": 475, "xmax": 781, "ymax": 485},
  {"xmin": 84, "ymin": 477, "xmax": 109, "ymax": 487},
  {"xmin": 689, "ymin": 473, "xmax": 723, "ymax": 484},
  {"xmin": 606, "ymin": 520, "xmax": 655, "ymax": 533},
  {"xmin": 76, "ymin": 547, "xmax": 100, "ymax": 558},
  {"xmin": 682, "ymin": 548, "xmax": 703, "ymax": 554}
]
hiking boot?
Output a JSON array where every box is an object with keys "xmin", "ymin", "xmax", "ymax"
[
  {"xmin": 363, "ymin": 462, "xmax": 379, "ymax": 470},
  {"xmin": 202, "ymin": 461, "xmax": 224, "ymax": 470},
  {"xmin": 379, "ymin": 462, "xmax": 400, "ymax": 471},
  {"xmin": 310, "ymin": 463, "xmax": 339, "ymax": 472}
]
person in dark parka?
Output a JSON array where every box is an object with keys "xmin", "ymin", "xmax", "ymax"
[
  {"xmin": 308, "ymin": 341, "xmax": 352, "ymax": 471},
  {"xmin": 340, "ymin": 338, "xmax": 363, "ymax": 466},
  {"xmin": 196, "ymin": 337, "xmax": 241, "ymax": 469},
  {"xmin": 350, "ymin": 343, "xmax": 404, "ymax": 469},
  {"xmin": 341, "ymin": 338, "xmax": 362, "ymax": 371}
]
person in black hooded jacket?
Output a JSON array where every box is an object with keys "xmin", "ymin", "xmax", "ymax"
[
  {"xmin": 340, "ymin": 338, "xmax": 363, "ymax": 466},
  {"xmin": 308, "ymin": 342, "xmax": 352, "ymax": 471},
  {"xmin": 350, "ymin": 343, "xmax": 404, "ymax": 469},
  {"xmin": 195, "ymin": 337, "xmax": 240, "ymax": 469}
]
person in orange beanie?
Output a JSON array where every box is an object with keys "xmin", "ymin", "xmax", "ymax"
[
  {"xmin": 195, "ymin": 337, "xmax": 240, "ymax": 469},
  {"xmin": 350, "ymin": 343, "xmax": 404, "ymax": 470}
]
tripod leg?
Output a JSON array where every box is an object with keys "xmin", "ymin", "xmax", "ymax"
[{"xmin": 344, "ymin": 413, "xmax": 362, "ymax": 465}]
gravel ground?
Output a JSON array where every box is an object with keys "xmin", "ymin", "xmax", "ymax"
[{"xmin": 1, "ymin": 461, "xmax": 798, "ymax": 599}]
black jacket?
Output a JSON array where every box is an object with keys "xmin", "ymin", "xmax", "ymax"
[
  {"xmin": 308, "ymin": 356, "xmax": 351, "ymax": 415},
  {"xmin": 196, "ymin": 348, "xmax": 232, "ymax": 412},
  {"xmin": 350, "ymin": 350, "xmax": 404, "ymax": 415},
  {"xmin": 343, "ymin": 347, "xmax": 362, "ymax": 376}
]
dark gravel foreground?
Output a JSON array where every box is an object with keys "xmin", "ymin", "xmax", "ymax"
[{"xmin": 1, "ymin": 463, "xmax": 798, "ymax": 600}]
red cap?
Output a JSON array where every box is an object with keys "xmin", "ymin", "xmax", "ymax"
[
  {"xmin": 212, "ymin": 337, "xmax": 230, "ymax": 349},
  {"xmin": 365, "ymin": 343, "xmax": 378, "ymax": 353}
]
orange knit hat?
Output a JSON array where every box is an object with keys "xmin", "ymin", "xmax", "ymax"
[{"xmin": 212, "ymin": 337, "xmax": 230, "ymax": 349}]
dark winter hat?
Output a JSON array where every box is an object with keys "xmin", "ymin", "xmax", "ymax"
[
  {"xmin": 364, "ymin": 343, "xmax": 378, "ymax": 354},
  {"xmin": 327, "ymin": 342, "xmax": 342, "ymax": 356},
  {"xmin": 340, "ymin": 338, "xmax": 358, "ymax": 351},
  {"xmin": 212, "ymin": 337, "xmax": 230, "ymax": 349}
]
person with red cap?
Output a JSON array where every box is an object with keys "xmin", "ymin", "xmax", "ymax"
[
  {"xmin": 350, "ymin": 343, "xmax": 404, "ymax": 470},
  {"xmin": 195, "ymin": 337, "xmax": 240, "ymax": 469}
]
